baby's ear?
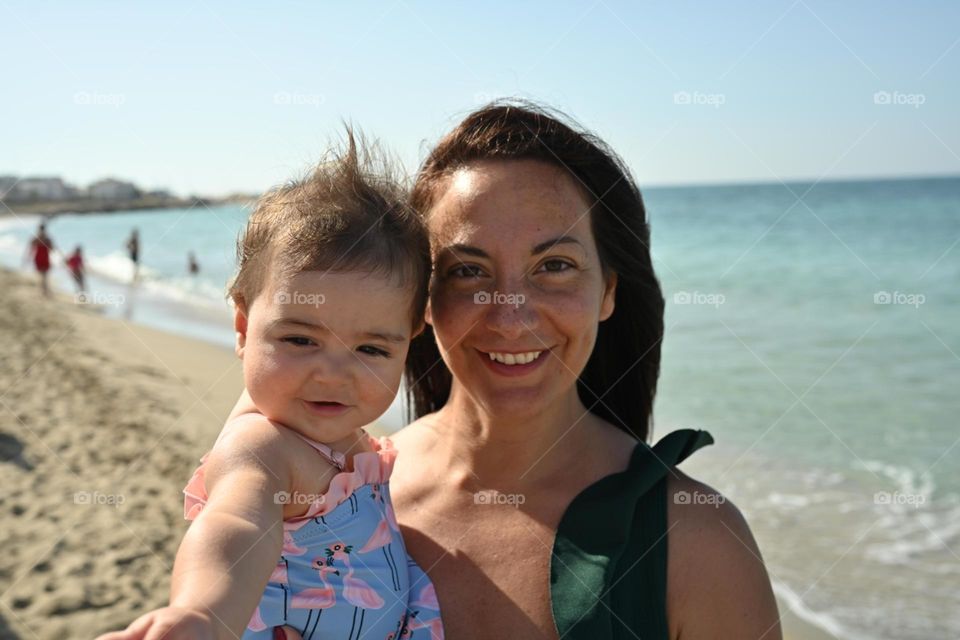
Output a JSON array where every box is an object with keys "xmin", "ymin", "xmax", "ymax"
[{"xmin": 233, "ymin": 300, "xmax": 249, "ymax": 358}]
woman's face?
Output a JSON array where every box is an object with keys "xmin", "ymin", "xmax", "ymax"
[{"xmin": 426, "ymin": 159, "xmax": 617, "ymax": 420}]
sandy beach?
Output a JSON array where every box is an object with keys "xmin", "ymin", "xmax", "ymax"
[
  {"xmin": 0, "ymin": 267, "xmax": 242, "ymax": 638},
  {"xmin": 0, "ymin": 266, "xmax": 831, "ymax": 639}
]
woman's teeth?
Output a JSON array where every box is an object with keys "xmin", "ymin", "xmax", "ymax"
[{"xmin": 487, "ymin": 351, "xmax": 543, "ymax": 365}]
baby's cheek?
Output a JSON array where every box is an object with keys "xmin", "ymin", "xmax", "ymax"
[
  {"xmin": 359, "ymin": 363, "xmax": 403, "ymax": 414},
  {"xmin": 246, "ymin": 354, "xmax": 292, "ymax": 400}
]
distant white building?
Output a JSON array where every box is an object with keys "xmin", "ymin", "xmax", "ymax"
[
  {"xmin": 88, "ymin": 178, "xmax": 139, "ymax": 201},
  {"xmin": 0, "ymin": 175, "xmax": 17, "ymax": 199},
  {"xmin": 7, "ymin": 176, "xmax": 72, "ymax": 201}
]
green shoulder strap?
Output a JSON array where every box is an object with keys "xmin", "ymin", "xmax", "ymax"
[{"xmin": 551, "ymin": 428, "xmax": 714, "ymax": 638}]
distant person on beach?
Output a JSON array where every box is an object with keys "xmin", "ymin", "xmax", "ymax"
[
  {"xmin": 97, "ymin": 132, "xmax": 441, "ymax": 640},
  {"xmin": 65, "ymin": 245, "xmax": 85, "ymax": 293},
  {"xmin": 24, "ymin": 223, "xmax": 54, "ymax": 296},
  {"xmin": 126, "ymin": 228, "xmax": 140, "ymax": 282},
  {"xmin": 187, "ymin": 251, "xmax": 199, "ymax": 275}
]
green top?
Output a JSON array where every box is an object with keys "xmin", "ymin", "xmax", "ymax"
[{"xmin": 551, "ymin": 429, "xmax": 715, "ymax": 639}]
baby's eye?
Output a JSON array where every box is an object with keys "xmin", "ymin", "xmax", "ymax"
[
  {"xmin": 282, "ymin": 336, "xmax": 315, "ymax": 347},
  {"xmin": 357, "ymin": 345, "xmax": 391, "ymax": 358},
  {"xmin": 449, "ymin": 264, "xmax": 485, "ymax": 279}
]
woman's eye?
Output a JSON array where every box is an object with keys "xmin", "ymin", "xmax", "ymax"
[
  {"xmin": 282, "ymin": 336, "xmax": 315, "ymax": 347},
  {"xmin": 357, "ymin": 345, "xmax": 391, "ymax": 358},
  {"xmin": 448, "ymin": 264, "xmax": 485, "ymax": 279},
  {"xmin": 538, "ymin": 259, "xmax": 575, "ymax": 273}
]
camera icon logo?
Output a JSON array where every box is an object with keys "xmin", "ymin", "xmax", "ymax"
[
  {"xmin": 673, "ymin": 490, "xmax": 691, "ymax": 504},
  {"xmin": 274, "ymin": 491, "xmax": 291, "ymax": 505},
  {"xmin": 474, "ymin": 291, "xmax": 492, "ymax": 305},
  {"xmin": 874, "ymin": 291, "xmax": 892, "ymax": 304}
]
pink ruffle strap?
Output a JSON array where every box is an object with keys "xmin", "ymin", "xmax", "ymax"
[{"xmin": 183, "ymin": 435, "xmax": 397, "ymax": 530}]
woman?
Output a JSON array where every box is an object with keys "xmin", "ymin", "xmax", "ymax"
[{"xmin": 267, "ymin": 102, "xmax": 781, "ymax": 639}]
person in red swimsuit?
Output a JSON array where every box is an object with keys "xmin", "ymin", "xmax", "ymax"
[
  {"xmin": 25, "ymin": 223, "xmax": 55, "ymax": 296},
  {"xmin": 65, "ymin": 245, "xmax": 85, "ymax": 293}
]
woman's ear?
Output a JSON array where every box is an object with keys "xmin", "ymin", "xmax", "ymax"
[
  {"xmin": 233, "ymin": 300, "xmax": 249, "ymax": 358},
  {"xmin": 599, "ymin": 271, "xmax": 617, "ymax": 322},
  {"xmin": 424, "ymin": 297, "xmax": 434, "ymax": 327},
  {"xmin": 411, "ymin": 319, "xmax": 427, "ymax": 339}
]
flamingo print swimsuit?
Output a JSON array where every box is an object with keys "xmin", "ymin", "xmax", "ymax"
[{"xmin": 183, "ymin": 429, "xmax": 444, "ymax": 640}]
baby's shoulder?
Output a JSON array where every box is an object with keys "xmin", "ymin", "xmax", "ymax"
[
  {"xmin": 205, "ymin": 415, "xmax": 335, "ymax": 488},
  {"xmin": 208, "ymin": 413, "xmax": 294, "ymax": 466}
]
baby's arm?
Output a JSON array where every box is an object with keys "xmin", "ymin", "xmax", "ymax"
[{"xmin": 97, "ymin": 417, "xmax": 292, "ymax": 640}]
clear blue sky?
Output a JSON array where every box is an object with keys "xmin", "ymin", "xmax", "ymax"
[{"xmin": 2, "ymin": 0, "xmax": 958, "ymax": 196}]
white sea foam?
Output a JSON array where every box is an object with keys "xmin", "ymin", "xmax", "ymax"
[{"xmin": 772, "ymin": 580, "xmax": 872, "ymax": 640}]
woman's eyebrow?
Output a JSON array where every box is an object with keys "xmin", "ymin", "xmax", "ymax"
[
  {"xmin": 445, "ymin": 243, "xmax": 489, "ymax": 258},
  {"xmin": 531, "ymin": 235, "xmax": 584, "ymax": 255},
  {"xmin": 445, "ymin": 236, "xmax": 584, "ymax": 258}
]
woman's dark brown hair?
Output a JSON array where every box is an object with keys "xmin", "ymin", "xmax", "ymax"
[{"xmin": 406, "ymin": 101, "xmax": 664, "ymax": 441}]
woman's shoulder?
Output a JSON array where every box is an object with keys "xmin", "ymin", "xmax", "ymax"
[
  {"xmin": 664, "ymin": 469, "xmax": 782, "ymax": 638},
  {"xmin": 387, "ymin": 415, "xmax": 440, "ymax": 457}
]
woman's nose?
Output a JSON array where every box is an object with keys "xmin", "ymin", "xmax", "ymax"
[{"xmin": 482, "ymin": 289, "xmax": 539, "ymax": 339}]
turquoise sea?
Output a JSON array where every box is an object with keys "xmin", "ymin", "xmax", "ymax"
[{"xmin": 1, "ymin": 176, "xmax": 957, "ymax": 639}]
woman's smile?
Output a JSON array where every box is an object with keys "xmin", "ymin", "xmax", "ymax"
[{"xmin": 476, "ymin": 347, "xmax": 551, "ymax": 376}]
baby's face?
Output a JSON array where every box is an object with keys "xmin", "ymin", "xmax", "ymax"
[{"xmin": 236, "ymin": 269, "xmax": 418, "ymax": 447}]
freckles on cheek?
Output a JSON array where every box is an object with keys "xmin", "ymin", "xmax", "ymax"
[{"xmin": 430, "ymin": 290, "xmax": 476, "ymax": 331}]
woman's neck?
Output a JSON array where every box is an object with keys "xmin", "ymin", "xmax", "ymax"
[{"xmin": 426, "ymin": 384, "xmax": 607, "ymax": 487}]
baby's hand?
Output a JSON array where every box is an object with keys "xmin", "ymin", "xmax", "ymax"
[{"xmin": 95, "ymin": 606, "xmax": 216, "ymax": 640}]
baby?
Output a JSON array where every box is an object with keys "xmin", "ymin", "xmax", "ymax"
[{"xmin": 98, "ymin": 133, "xmax": 442, "ymax": 640}]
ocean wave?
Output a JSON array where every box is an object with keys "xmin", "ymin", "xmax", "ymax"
[
  {"xmin": 855, "ymin": 459, "xmax": 937, "ymax": 505},
  {"xmin": 772, "ymin": 580, "xmax": 872, "ymax": 640}
]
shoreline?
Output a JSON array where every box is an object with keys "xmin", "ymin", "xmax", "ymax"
[
  {"xmin": 0, "ymin": 195, "xmax": 256, "ymax": 218},
  {"xmin": 0, "ymin": 266, "xmax": 834, "ymax": 639}
]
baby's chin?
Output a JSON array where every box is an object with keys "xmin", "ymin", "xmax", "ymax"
[{"xmin": 264, "ymin": 405, "xmax": 368, "ymax": 446}]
